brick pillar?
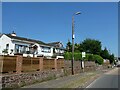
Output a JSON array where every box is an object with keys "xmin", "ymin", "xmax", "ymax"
[
  {"xmin": 39, "ymin": 57, "xmax": 43, "ymax": 71},
  {"xmin": 0, "ymin": 56, "xmax": 3, "ymax": 74},
  {"xmin": 54, "ymin": 58, "xmax": 57, "ymax": 71},
  {"xmin": 16, "ymin": 55, "xmax": 23, "ymax": 74}
]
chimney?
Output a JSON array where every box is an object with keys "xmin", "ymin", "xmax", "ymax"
[{"xmin": 11, "ymin": 31, "xmax": 16, "ymax": 36}]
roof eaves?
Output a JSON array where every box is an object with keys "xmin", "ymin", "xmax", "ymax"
[{"xmin": 5, "ymin": 34, "xmax": 49, "ymax": 46}]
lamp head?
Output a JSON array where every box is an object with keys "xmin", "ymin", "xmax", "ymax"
[{"xmin": 75, "ymin": 12, "xmax": 81, "ymax": 15}]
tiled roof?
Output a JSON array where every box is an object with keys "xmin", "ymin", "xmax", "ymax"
[
  {"xmin": 48, "ymin": 42, "xmax": 65, "ymax": 50},
  {"xmin": 3, "ymin": 34, "xmax": 65, "ymax": 49},
  {"xmin": 48, "ymin": 42, "xmax": 60, "ymax": 45},
  {"xmin": 5, "ymin": 34, "xmax": 50, "ymax": 46}
]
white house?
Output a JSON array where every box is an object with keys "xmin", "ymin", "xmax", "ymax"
[
  {"xmin": 0, "ymin": 32, "xmax": 65, "ymax": 58},
  {"xmin": 48, "ymin": 42, "xmax": 65, "ymax": 59}
]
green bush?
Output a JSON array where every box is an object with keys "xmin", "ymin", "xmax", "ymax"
[
  {"xmin": 93, "ymin": 55, "xmax": 103, "ymax": 65},
  {"xmin": 64, "ymin": 52, "xmax": 103, "ymax": 65},
  {"xmin": 74, "ymin": 53, "xmax": 81, "ymax": 60},
  {"xmin": 64, "ymin": 52, "xmax": 72, "ymax": 60},
  {"xmin": 64, "ymin": 52, "xmax": 82, "ymax": 60},
  {"xmin": 86, "ymin": 54, "xmax": 94, "ymax": 61}
]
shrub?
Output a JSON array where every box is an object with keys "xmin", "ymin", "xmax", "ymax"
[
  {"xmin": 74, "ymin": 53, "xmax": 82, "ymax": 60},
  {"xmin": 64, "ymin": 52, "xmax": 72, "ymax": 60},
  {"xmin": 86, "ymin": 54, "xmax": 94, "ymax": 61},
  {"xmin": 64, "ymin": 52, "xmax": 82, "ymax": 60},
  {"xmin": 64, "ymin": 52, "xmax": 103, "ymax": 65},
  {"xmin": 93, "ymin": 55, "xmax": 103, "ymax": 65},
  {"xmin": 64, "ymin": 52, "xmax": 69, "ymax": 60}
]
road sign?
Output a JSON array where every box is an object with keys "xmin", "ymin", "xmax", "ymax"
[{"xmin": 82, "ymin": 52, "xmax": 86, "ymax": 58}]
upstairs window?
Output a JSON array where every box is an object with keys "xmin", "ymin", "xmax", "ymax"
[
  {"xmin": 6, "ymin": 44, "xmax": 9, "ymax": 50},
  {"xmin": 41, "ymin": 46, "xmax": 51, "ymax": 53}
]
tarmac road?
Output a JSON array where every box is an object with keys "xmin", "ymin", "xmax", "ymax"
[{"xmin": 86, "ymin": 67, "xmax": 119, "ymax": 89}]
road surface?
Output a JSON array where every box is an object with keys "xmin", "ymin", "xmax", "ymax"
[{"xmin": 86, "ymin": 67, "xmax": 119, "ymax": 89}]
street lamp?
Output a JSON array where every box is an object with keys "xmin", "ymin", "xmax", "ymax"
[{"xmin": 71, "ymin": 11, "xmax": 81, "ymax": 75}]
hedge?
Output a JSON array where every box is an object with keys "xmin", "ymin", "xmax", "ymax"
[
  {"xmin": 64, "ymin": 52, "xmax": 103, "ymax": 65},
  {"xmin": 64, "ymin": 52, "xmax": 82, "ymax": 60},
  {"xmin": 93, "ymin": 55, "xmax": 104, "ymax": 65}
]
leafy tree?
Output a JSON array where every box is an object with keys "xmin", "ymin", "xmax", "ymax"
[
  {"xmin": 66, "ymin": 39, "xmax": 72, "ymax": 52},
  {"xmin": 109, "ymin": 54, "xmax": 115, "ymax": 64},
  {"xmin": 74, "ymin": 43, "xmax": 80, "ymax": 52},
  {"xmin": 100, "ymin": 47, "xmax": 110, "ymax": 59},
  {"xmin": 80, "ymin": 38, "xmax": 102, "ymax": 55}
]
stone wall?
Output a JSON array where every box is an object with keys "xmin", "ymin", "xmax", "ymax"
[
  {"xmin": 2, "ymin": 69, "xmax": 64, "ymax": 88},
  {"xmin": 1, "ymin": 60, "xmax": 96, "ymax": 89},
  {"xmin": 64, "ymin": 60, "xmax": 96, "ymax": 75}
]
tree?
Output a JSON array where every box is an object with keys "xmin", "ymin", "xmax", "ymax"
[
  {"xmin": 109, "ymin": 54, "xmax": 115, "ymax": 64},
  {"xmin": 66, "ymin": 39, "xmax": 72, "ymax": 52},
  {"xmin": 80, "ymin": 38, "xmax": 102, "ymax": 55},
  {"xmin": 100, "ymin": 47, "xmax": 110, "ymax": 59},
  {"xmin": 74, "ymin": 43, "xmax": 80, "ymax": 52}
]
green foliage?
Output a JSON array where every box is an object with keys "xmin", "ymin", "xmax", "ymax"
[
  {"xmin": 74, "ymin": 43, "xmax": 80, "ymax": 52},
  {"xmin": 108, "ymin": 54, "xmax": 115, "ymax": 64},
  {"xmin": 64, "ymin": 52, "xmax": 72, "ymax": 60},
  {"xmin": 64, "ymin": 52, "xmax": 103, "ymax": 65},
  {"xmin": 74, "ymin": 53, "xmax": 82, "ymax": 60},
  {"xmin": 93, "ymin": 55, "xmax": 103, "ymax": 65},
  {"xmin": 66, "ymin": 39, "xmax": 72, "ymax": 52},
  {"xmin": 86, "ymin": 54, "xmax": 94, "ymax": 61},
  {"xmin": 64, "ymin": 52, "xmax": 81, "ymax": 60},
  {"xmin": 80, "ymin": 38, "xmax": 102, "ymax": 55},
  {"xmin": 100, "ymin": 47, "xmax": 109, "ymax": 59},
  {"xmin": 65, "ymin": 38, "xmax": 102, "ymax": 55},
  {"xmin": 65, "ymin": 38, "xmax": 114, "ymax": 65}
]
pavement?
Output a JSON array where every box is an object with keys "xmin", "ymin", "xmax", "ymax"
[
  {"xmin": 20, "ymin": 68, "xmax": 114, "ymax": 89},
  {"xmin": 86, "ymin": 67, "xmax": 119, "ymax": 89}
]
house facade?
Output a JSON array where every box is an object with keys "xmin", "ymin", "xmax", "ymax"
[{"xmin": 0, "ymin": 32, "xmax": 65, "ymax": 58}]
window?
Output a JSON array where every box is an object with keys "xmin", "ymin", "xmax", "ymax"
[
  {"xmin": 41, "ymin": 46, "xmax": 51, "ymax": 53},
  {"xmin": 6, "ymin": 44, "xmax": 9, "ymax": 50},
  {"xmin": 15, "ymin": 44, "xmax": 19, "ymax": 53},
  {"xmin": 15, "ymin": 44, "xmax": 28, "ymax": 53}
]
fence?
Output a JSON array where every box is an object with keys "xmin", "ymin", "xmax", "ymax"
[
  {"xmin": 2, "ymin": 56, "xmax": 17, "ymax": 73},
  {"xmin": 0, "ymin": 55, "xmax": 96, "ymax": 74},
  {"xmin": 0, "ymin": 55, "xmax": 64, "ymax": 74},
  {"xmin": 22, "ymin": 57, "xmax": 40, "ymax": 72}
]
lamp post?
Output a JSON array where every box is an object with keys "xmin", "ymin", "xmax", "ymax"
[{"xmin": 71, "ymin": 12, "xmax": 81, "ymax": 75}]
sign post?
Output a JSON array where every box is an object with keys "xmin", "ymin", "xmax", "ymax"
[
  {"xmin": 81, "ymin": 52, "xmax": 86, "ymax": 72},
  {"xmin": 82, "ymin": 52, "xmax": 86, "ymax": 58}
]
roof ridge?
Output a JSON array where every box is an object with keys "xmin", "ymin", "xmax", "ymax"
[
  {"xmin": 48, "ymin": 41, "xmax": 60, "ymax": 44},
  {"xmin": 5, "ymin": 34, "xmax": 49, "ymax": 45}
]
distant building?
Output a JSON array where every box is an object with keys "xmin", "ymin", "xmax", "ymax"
[
  {"xmin": 0, "ymin": 32, "xmax": 65, "ymax": 58},
  {"xmin": 48, "ymin": 42, "xmax": 65, "ymax": 59}
]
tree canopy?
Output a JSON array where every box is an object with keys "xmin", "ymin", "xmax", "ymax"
[
  {"xmin": 100, "ymin": 47, "xmax": 109, "ymax": 59},
  {"xmin": 65, "ymin": 38, "xmax": 115, "ymax": 64},
  {"xmin": 66, "ymin": 39, "xmax": 72, "ymax": 52},
  {"xmin": 80, "ymin": 38, "xmax": 102, "ymax": 55}
]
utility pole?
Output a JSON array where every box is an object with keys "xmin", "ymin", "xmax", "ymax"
[
  {"xmin": 72, "ymin": 15, "xmax": 74, "ymax": 75},
  {"xmin": 71, "ymin": 12, "xmax": 81, "ymax": 75}
]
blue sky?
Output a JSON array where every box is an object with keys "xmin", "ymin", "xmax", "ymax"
[{"xmin": 2, "ymin": 2, "xmax": 118, "ymax": 56}]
